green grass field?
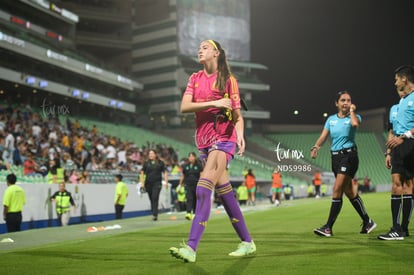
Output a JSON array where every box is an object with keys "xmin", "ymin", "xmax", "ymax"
[{"xmin": 0, "ymin": 192, "xmax": 413, "ymax": 275}]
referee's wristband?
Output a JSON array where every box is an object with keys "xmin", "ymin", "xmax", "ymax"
[{"xmin": 310, "ymin": 146, "xmax": 319, "ymax": 151}]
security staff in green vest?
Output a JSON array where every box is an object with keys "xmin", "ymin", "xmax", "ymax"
[
  {"xmin": 50, "ymin": 183, "xmax": 75, "ymax": 226},
  {"xmin": 3, "ymin": 173, "xmax": 26, "ymax": 232},
  {"xmin": 114, "ymin": 174, "xmax": 128, "ymax": 219},
  {"xmin": 283, "ymin": 184, "xmax": 293, "ymax": 200},
  {"xmin": 47, "ymin": 159, "xmax": 65, "ymax": 184},
  {"xmin": 176, "ymin": 182, "xmax": 186, "ymax": 212}
]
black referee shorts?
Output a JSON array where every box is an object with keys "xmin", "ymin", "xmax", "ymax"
[
  {"xmin": 391, "ymin": 139, "xmax": 414, "ymax": 179},
  {"xmin": 331, "ymin": 150, "xmax": 359, "ymax": 178}
]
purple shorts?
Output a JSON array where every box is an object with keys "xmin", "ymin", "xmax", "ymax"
[{"xmin": 199, "ymin": 141, "xmax": 236, "ymax": 167}]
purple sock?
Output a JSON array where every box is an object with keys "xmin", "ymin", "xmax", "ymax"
[
  {"xmin": 216, "ymin": 182, "xmax": 252, "ymax": 242},
  {"xmin": 187, "ymin": 178, "xmax": 214, "ymax": 251}
]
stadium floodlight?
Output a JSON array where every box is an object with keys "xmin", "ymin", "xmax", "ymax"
[
  {"xmin": 71, "ymin": 89, "xmax": 81, "ymax": 97},
  {"xmin": 25, "ymin": 76, "xmax": 36, "ymax": 85},
  {"xmin": 39, "ymin": 80, "xmax": 48, "ymax": 88},
  {"xmin": 82, "ymin": 92, "xmax": 90, "ymax": 99}
]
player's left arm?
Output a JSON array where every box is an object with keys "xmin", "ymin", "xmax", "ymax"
[
  {"xmin": 228, "ymin": 76, "xmax": 245, "ymax": 156},
  {"xmin": 232, "ymin": 108, "xmax": 245, "ymax": 156}
]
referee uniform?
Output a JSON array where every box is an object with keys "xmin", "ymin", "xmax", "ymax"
[
  {"xmin": 378, "ymin": 83, "xmax": 414, "ymax": 240},
  {"xmin": 312, "ymin": 93, "xmax": 376, "ymax": 237},
  {"xmin": 391, "ymin": 91, "xmax": 414, "ymax": 179}
]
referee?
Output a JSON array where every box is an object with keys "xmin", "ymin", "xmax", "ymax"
[
  {"xmin": 378, "ymin": 65, "xmax": 414, "ymax": 240},
  {"xmin": 3, "ymin": 173, "xmax": 26, "ymax": 232},
  {"xmin": 311, "ymin": 91, "xmax": 376, "ymax": 237}
]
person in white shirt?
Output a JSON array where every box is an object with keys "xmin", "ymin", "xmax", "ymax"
[
  {"xmin": 3, "ymin": 129, "xmax": 15, "ymax": 164},
  {"xmin": 104, "ymin": 143, "xmax": 116, "ymax": 169},
  {"xmin": 117, "ymin": 145, "xmax": 127, "ymax": 169},
  {"xmin": 48, "ymin": 128, "xmax": 58, "ymax": 142},
  {"xmin": 32, "ymin": 123, "xmax": 42, "ymax": 139}
]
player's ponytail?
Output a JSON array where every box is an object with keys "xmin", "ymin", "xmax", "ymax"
[{"xmin": 211, "ymin": 40, "xmax": 232, "ymax": 93}]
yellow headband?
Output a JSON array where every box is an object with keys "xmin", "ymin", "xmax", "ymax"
[{"xmin": 207, "ymin": 39, "xmax": 218, "ymax": 50}]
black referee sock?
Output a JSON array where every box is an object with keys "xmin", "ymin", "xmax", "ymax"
[
  {"xmin": 326, "ymin": 198, "xmax": 342, "ymax": 228},
  {"xmin": 391, "ymin": 195, "xmax": 402, "ymax": 231},
  {"xmin": 350, "ymin": 195, "xmax": 369, "ymax": 223},
  {"xmin": 401, "ymin": 195, "xmax": 413, "ymax": 232}
]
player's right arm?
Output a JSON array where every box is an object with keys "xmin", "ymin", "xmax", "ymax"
[
  {"xmin": 180, "ymin": 94, "xmax": 230, "ymax": 113},
  {"xmin": 310, "ymin": 129, "xmax": 329, "ymax": 159},
  {"xmin": 180, "ymin": 73, "xmax": 231, "ymax": 113}
]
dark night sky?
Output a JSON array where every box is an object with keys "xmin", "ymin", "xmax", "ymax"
[{"xmin": 250, "ymin": 0, "xmax": 414, "ymax": 124}]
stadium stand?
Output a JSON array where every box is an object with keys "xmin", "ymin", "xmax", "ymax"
[
  {"xmin": 58, "ymin": 115, "xmax": 284, "ymax": 181},
  {"xmin": 0, "ymin": 102, "xmax": 292, "ymax": 187}
]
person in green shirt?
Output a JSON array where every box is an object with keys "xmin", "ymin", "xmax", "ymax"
[
  {"xmin": 236, "ymin": 181, "xmax": 248, "ymax": 206},
  {"xmin": 283, "ymin": 184, "xmax": 293, "ymax": 200},
  {"xmin": 3, "ymin": 173, "xmax": 26, "ymax": 232},
  {"xmin": 114, "ymin": 174, "xmax": 128, "ymax": 219},
  {"xmin": 176, "ymin": 182, "xmax": 186, "ymax": 212}
]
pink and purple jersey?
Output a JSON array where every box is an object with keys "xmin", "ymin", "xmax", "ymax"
[{"xmin": 184, "ymin": 70, "xmax": 241, "ymax": 149}]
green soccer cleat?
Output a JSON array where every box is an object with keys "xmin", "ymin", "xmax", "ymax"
[
  {"xmin": 169, "ymin": 242, "xmax": 196, "ymax": 263},
  {"xmin": 185, "ymin": 213, "xmax": 194, "ymax": 220},
  {"xmin": 228, "ymin": 240, "xmax": 256, "ymax": 257}
]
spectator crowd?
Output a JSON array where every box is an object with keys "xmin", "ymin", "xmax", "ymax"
[{"xmin": 0, "ymin": 103, "xmax": 181, "ymax": 184}]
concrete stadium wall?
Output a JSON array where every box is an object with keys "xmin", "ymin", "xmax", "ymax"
[{"xmin": 0, "ymin": 183, "xmax": 171, "ymax": 233}]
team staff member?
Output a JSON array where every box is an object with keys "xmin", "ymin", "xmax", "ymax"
[
  {"xmin": 378, "ymin": 65, "xmax": 414, "ymax": 240},
  {"xmin": 3, "ymin": 173, "xmax": 26, "ymax": 232},
  {"xmin": 114, "ymin": 174, "xmax": 128, "ymax": 219},
  {"xmin": 140, "ymin": 149, "xmax": 168, "ymax": 221},
  {"xmin": 180, "ymin": 152, "xmax": 202, "ymax": 220},
  {"xmin": 50, "ymin": 183, "xmax": 75, "ymax": 226},
  {"xmin": 170, "ymin": 40, "xmax": 255, "ymax": 263},
  {"xmin": 311, "ymin": 91, "xmax": 376, "ymax": 237}
]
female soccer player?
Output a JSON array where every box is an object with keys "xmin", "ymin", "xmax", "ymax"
[
  {"xmin": 169, "ymin": 40, "xmax": 255, "ymax": 262},
  {"xmin": 311, "ymin": 91, "xmax": 376, "ymax": 237}
]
